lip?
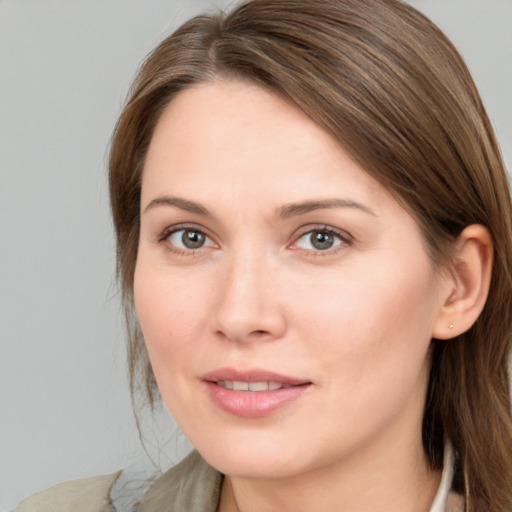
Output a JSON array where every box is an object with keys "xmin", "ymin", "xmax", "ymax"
[{"xmin": 201, "ymin": 368, "xmax": 312, "ymax": 418}]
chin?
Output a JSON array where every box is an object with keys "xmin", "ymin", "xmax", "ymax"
[
  {"xmin": 183, "ymin": 422, "xmax": 321, "ymax": 479},
  {"xmin": 203, "ymin": 449, "xmax": 305, "ymax": 480}
]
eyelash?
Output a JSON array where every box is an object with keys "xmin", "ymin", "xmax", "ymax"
[
  {"xmin": 158, "ymin": 224, "xmax": 216, "ymax": 256},
  {"xmin": 291, "ymin": 225, "xmax": 353, "ymax": 257},
  {"xmin": 157, "ymin": 224, "xmax": 353, "ymax": 257}
]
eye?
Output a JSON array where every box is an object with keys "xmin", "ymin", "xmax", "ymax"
[
  {"xmin": 295, "ymin": 228, "xmax": 346, "ymax": 251},
  {"xmin": 166, "ymin": 228, "xmax": 215, "ymax": 251}
]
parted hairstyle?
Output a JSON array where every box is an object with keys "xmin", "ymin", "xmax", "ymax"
[{"xmin": 109, "ymin": 0, "xmax": 512, "ymax": 509}]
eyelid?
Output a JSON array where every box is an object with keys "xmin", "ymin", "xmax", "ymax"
[
  {"xmin": 289, "ymin": 224, "xmax": 354, "ymax": 252},
  {"xmin": 158, "ymin": 221, "xmax": 209, "ymax": 238},
  {"xmin": 158, "ymin": 223, "xmax": 218, "ymax": 251}
]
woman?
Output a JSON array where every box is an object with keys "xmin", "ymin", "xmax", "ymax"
[{"xmin": 16, "ymin": 0, "xmax": 512, "ymax": 510}]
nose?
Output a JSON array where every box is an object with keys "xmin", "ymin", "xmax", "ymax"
[{"xmin": 211, "ymin": 248, "xmax": 287, "ymax": 344}]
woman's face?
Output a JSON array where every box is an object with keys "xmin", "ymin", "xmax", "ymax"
[{"xmin": 135, "ymin": 80, "xmax": 450, "ymax": 479}]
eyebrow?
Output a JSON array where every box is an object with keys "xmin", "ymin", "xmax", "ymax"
[
  {"xmin": 143, "ymin": 196, "xmax": 212, "ymax": 216},
  {"xmin": 278, "ymin": 198, "xmax": 376, "ymax": 218},
  {"xmin": 142, "ymin": 196, "xmax": 376, "ymax": 219}
]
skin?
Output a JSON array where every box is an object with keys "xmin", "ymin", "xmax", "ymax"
[{"xmin": 134, "ymin": 80, "xmax": 484, "ymax": 511}]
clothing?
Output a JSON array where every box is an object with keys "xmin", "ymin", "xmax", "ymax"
[
  {"xmin": 14, "ymin": 447, "xmax": 463, "ymax": 512},
  {"xmin": 13, "ymin": 472, "xmax": 121, "ymax": 512}
]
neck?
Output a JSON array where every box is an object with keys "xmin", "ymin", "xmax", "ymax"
[{"xmin": 218, "ymin": 429, "xmax": 441, "ymax": 512}]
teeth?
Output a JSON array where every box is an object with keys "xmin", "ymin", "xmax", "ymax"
[
  {"xmin": 217, "ymin": 380, "xmax": 285, "ymax": 391},
  {"xmin": 233, "ymin": 381, "xmax": 249, "ymax": 391},
  {"xmin": 248, "ymin": 381, "xmax": 268, "ymax": 391}
]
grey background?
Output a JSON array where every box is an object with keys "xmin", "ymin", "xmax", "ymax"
[{"xmin": 1, "ymin": 1, "xmax": 510, "ymax": 510}]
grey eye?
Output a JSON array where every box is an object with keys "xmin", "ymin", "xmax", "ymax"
[
  {"xmin": 169, "ymin": 229, "xmax": 213, "ymax": 250},
  {"xmin": 296, "ymin": 230, "xmax": 342, "ymax": 251}
]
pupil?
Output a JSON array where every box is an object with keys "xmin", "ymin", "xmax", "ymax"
[
  {"xmin": 311, "ymin": 231, "xmax": 333, "ymax": 250},
  {"xmin": 182, "ymin": 230, "xmax": 205, "ymax": 249}
]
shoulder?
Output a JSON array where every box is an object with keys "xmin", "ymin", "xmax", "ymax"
[
  {"xmin": 135, "ymin": 451, "xmax": 223, "ymax": 512},
  {"xmin": 13, "ymin": 452, "xmax": 222, "ymax": 512},
  {"xmin": 13, "ymin": 471, "xmax": 121, "ymax": 512}
]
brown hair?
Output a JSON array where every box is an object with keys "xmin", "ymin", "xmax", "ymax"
[{"xmin": 109, "ymin": 0, "xmax": 512, "ymax": 508}]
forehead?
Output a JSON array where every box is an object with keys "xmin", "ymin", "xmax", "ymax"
[
  {"xmin": 144, "ymin": 80, "xmax": 344, "ymax": 175},
  {"xmin": 143, "ymin": 81, "xmax": 378, "ymax": 190}
]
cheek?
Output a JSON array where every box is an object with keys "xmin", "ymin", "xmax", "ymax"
[
  {"xmin": 133, "ymin": 263, "xmax": 211, "ymax": 427},
  {"xmin": 133, "ymin": 261, "xmax": 210, "ymax": 378},
  {"xmin": 287, "ymin": 266, "xmax": 437, "ymax": 449},
  {"xmin": 290, "ymin": 256, "xmax": 439, "ymax": 390}
]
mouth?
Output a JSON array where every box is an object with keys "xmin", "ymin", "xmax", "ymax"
[
  {"xmin": 214, "ymin": 380, "xmax": 296, "ymax": 391},
  {"xmin": 202, "ymin": 368, "xmax": 311, "ymax": 389},
  {"xmin": 201, "ymin": 369, "xmax": 312, "ymax": 417}
]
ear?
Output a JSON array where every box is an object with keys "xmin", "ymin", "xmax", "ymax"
[{"xmin": 432, "ymin": 224, "xmax": 493, "ymax": 340}]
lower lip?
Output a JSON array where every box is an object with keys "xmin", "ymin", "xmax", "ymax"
[{"xmin": 204, "ymin": 382, "xmax": 311, "ymax": 418}]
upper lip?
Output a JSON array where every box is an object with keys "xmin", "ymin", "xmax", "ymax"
[{"xmin": 201, "ymin": 368, "xmax": 311, "ymax": 386}]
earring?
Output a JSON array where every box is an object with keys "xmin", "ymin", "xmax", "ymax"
[{"xmin": 449, "ymin": 323, "xmax": 454, "ymax": 329}]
